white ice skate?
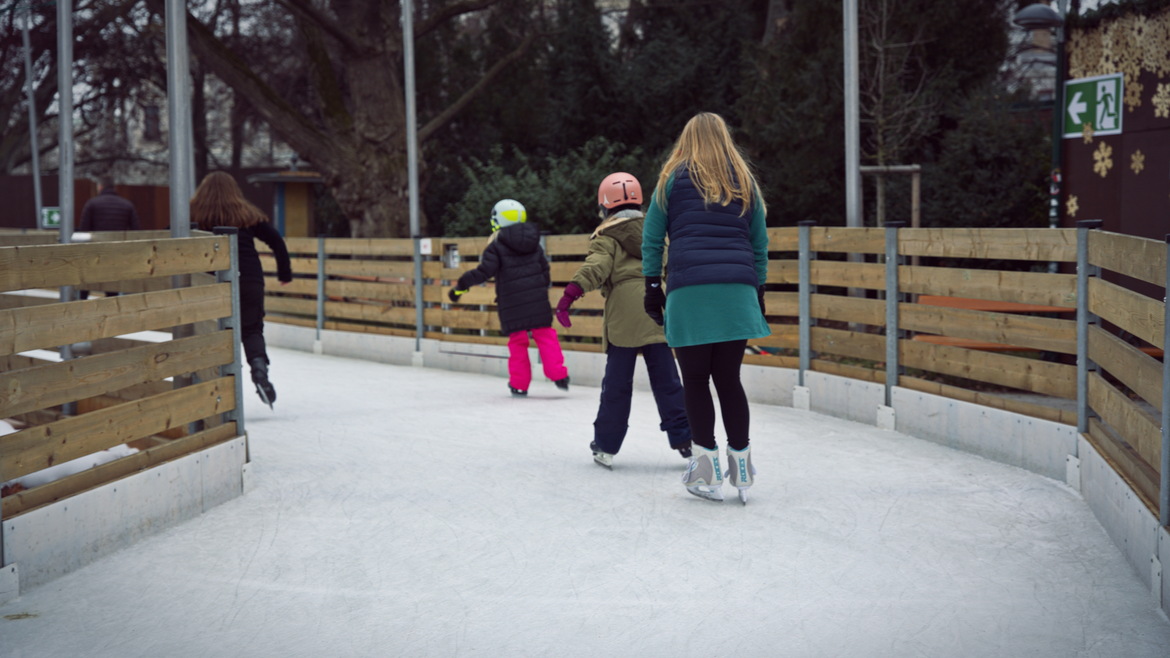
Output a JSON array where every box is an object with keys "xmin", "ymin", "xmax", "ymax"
[
  {"xmin": 726, "ymin": 445, "xmax": 756, "ymax": 505},
  {"xmin": 590, "ymin": 441, "xmax": 614, "ymax": 469},
  {"xmin": 682, "ymin": 445, "xmax": 723, "ymax": 501}
]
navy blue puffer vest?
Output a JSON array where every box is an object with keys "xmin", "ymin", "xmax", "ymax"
[{"xmin": 665, "ymin": 167, "xmax": 757, "ymax": 292}]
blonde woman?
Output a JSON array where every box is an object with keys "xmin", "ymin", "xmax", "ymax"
[
  {"xmin": 191, "ymin": 171, "xmax": 292, "ymax": 408},
  {"xmin": 642, "ymin": 112, "xmax": 770, "ymax": 504}
]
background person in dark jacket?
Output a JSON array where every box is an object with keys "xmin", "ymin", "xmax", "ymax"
[
  {"xmin": 191, "ymin": 171, "xmax": 292, "ymax": 409},
  {"xmin": 448, "ymin": 199, "xmax": 570, "ymax": 397},
  {"xmin": 80, "ymin": 177, "xmax": 140, "ymax": 232},
  {"xmin": 642, "ymin": 112, "xmax": 770, "ymax": 504},
  {"xmin": 555, "ymin": 173, "xmax": 692, "ymax": 468},
  {"xmin": 78, "ymin": 176, "xmax": 140, "ymax": 299}
]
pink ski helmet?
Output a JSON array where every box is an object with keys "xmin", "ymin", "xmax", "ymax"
[{"xmin": 597, "ymin": 172, "xmax": 643, "ymax": 213}]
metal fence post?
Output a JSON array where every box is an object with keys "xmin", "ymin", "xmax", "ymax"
[
  {"xmin": 1161, "ymin": 234, "xmax": 1170, "ymax": 527},
  {"xmin": 316, "ymin": 235, "xmax": 326, "ymax": 343},
  {"xmin": 213, "ymin": 227, "xmax": 247, "ymax": 455},
  {"xmin": 798, "ymin": 220, "xmax": 817, "ymax": 386},
  {"xmin": 1076, "ymin": 219, "xmax": 1102, "ymax": 436},
  {"xmin": 884, "ymin": 221, "xmax": 905, "ymax": 406}
]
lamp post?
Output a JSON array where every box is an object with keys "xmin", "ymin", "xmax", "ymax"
[{"xmin": 1013, "ymin": 2, "xmax": 1068, "ymax": 243}]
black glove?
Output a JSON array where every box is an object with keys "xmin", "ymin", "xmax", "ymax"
[
  {"xmin": 758, "ymin": 285, "xmax": 766, "ymax": 317},
  {"xmin": 644, "ymin": 277, "xmax": 665, "ymax": 326},
  {"xmin": 448, "ymin": 287, "xmax": 468, "ymax": 303}
]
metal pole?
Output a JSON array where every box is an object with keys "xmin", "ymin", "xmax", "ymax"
[
  {"xmin": 1076, "ymin": 219, "xmax": 1102, "ymax": 436},
  {"xmin": 21, "ymin": 8, "xmax": 43, "ymax": 227},
  {"xmin": 213, "ymin": 228, "xmax": 247, "ymax": 454},
  {"xmin": 56, "ymin": 0, "xmax": 76, "ymax": 407},
  {"xmin": 166, "ymin": 0, "xmax": 192, "ymax": 237},
  {"xmin": 1161, "ymin": 234, "xmax": 1170, "ymax": 526},
  {"xmin": 1049, "ymin": 1, "xmax": 1069, "ymax": 274},
  {"xmin": 843, "ymin": 0, "xmax": 861, "ymax": 229},
  {"xmin": 884, "ymin": 221, "xmax": 905, "ymax": 406},
  {"xmin": 798, "ymin": 220, "xmax": 816, "ymax": 386},
  {"xmin": 317, "ymin": 235, "xmax": 326, "ymax": 341},
  {"xmin": 402, "ymin": 0, "xmax": 424, "ymax": 353}
]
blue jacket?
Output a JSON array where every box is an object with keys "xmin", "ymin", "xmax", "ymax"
[{"xmin": 662, "ymin": 168, "xmax": 758, "ymax": 293}]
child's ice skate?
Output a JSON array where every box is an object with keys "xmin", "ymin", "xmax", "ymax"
[
  {"xmin": 509, "ymin": 385, "xmax": 528, "ymax": 397},
  {"xmin": 554, "ymin": 376, "xmax": 570, "ymax": 391},
  {"xmin": 590, "ymin": 441, "xmax": 613, "ymax": 469},
  {"xmin": 726, "ymin": 445, "xmax": 756, "ymax": 505},
  {"xmin": 681, "ymin": 444, "xmax": 723, "ymax": 501}
]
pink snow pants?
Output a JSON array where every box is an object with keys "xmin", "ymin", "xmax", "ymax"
[{"xmin": 507, "ymin": 327, "xmax": 569, "ymax": 391}]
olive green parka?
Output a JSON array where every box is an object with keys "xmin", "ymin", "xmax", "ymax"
[{"xmin": 569, "ymin": 211, "xmax": 667, "ymax": 351}]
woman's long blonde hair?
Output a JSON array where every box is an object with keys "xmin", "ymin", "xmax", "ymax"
[
  {"xmin": 190, "ymin": 171, "xmax": 270, "ymax": 230},
  {"xmin": 654, "ymin": 112, "xmax": 763, "ymax": 215}
]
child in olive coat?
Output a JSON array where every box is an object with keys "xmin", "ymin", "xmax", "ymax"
[{"xmin": 555, "ymin": 173, "xmax": 692, "ymax": 468}]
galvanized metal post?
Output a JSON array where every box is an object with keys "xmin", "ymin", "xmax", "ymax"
[
  {"xmin": 56, "ymin": 1, "xmax": 76, "ymax": 416},
  {"xmin": 1161, "ymin": 234, "xmax": 1170, "ymax": 526},
  {"xmin": 1076, "ymin": 219, "xmax": 1102, "ymax": 435},
  {"xmin": 214, "ymin": 228, "xmax": 247, "ymax": 454},
  {"xmin": 317, "ymin": 235, "xmax": 326, "ymax": 341},
  {"xmin": 884, "ymin": 221, "xmax": 905, "ymax": 406},
  {"xmin": 21, "ymin": 8, "xmax": 43, "ymax": 227},
  {"xmin": 843, "ymin": 0, "xmax": 861, "ymax": 229},
  {"xmin": 165, "ymin": 0, "xmax": 192, "ymax": 237},
  {"xmin": 798, "ymin": 221, "xmax": 816, "ymax": 386},
  {"xmin": 402, "ymin": 0, "xmax": 424, "ymax": 352}
]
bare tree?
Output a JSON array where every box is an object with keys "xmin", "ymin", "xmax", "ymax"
[{"xmin": 180, "ymin": 0, "xmax": 535, "ymax": 237}]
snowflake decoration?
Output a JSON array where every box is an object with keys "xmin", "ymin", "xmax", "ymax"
[
  {"xmin": 1154, "ymin": 83, "xmax": 1170, "ymax": 119},
  {"xmin": 1066, "ymin": 195, "xmax": 1079, "ymax": 218},
  {"xmin": 1131, "ymin": 150, "xmax": 1145, "ymax": 174},
  {"xmin": 1093, "ymin": 142, "xmax": 1113, "ymax": 178},
  {"xmin": 1082, "ymin": 122, "xmax": 1094, "ymax": 144}
]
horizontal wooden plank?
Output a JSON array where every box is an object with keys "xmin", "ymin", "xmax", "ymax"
[
  {"xmin": 0, "ymin": 236, "xmax": 232, "ymax": 292},
  {"xmin": 810, "ymin": 261, "xmax": 886, "ymax": 290},
  {"xmin": 901, "ymin": 339, "xmax": 1075, "ymax": 397},
  {"xmin": 2, "ymin": 422, "xmax": 239, "ymax": 518},
  {"xmin": 765, "ymin": 260, "xmax": 799, "ymax": 285},
  {"xmin": 0, "ymin": 292, "xmax": 58, "ymax": 310},
  {"xmin": 544, "ymin": 234, "xmax": 592, "ymax": 256},
  {"xmin": 915, "ymin": 295, "xmax": 1073, "ymax": 313},
  {"xmin": 810, "ymin": 293, "xmax": 885, "ymax": 325},
  {"xmin": 900, "ymin": 303, "xmax": 1076, "ymax": 354},
  {"xmin": 765, "ymin": 227, "xmax": 799, "ymax": 252},
  {"xmin": 809, "ymin": 227, "xmax": 885, "ymax": 254},
  {"xmin": 1087, "ymin": 277, "xmax": 1164, "ymax": 349},
  {"xmin": 0, "ymin": 331, "xmax": 234, "ymax": 418},
  {"xmin": 1087, "ymin": 230, "xmax": 1167, "ymax": 287},
  {"xmin": 1088, "ymin": 325, "xmax": 1164, "ymax": 413},
  {"xmin": 898, "ymin": 227, "xmax": 1076, "ymax": 262},
  {"xmin": 1085, "ymin": 418, "xmax": 1160, "ymax": 516},
  {"xmin": 0, "ymin": 283, "xmax": 231, "ymax": 354},
  {"xmin": 811, "ymin": 358, "xmax": 885, "ymax": 383},
  {"xmin": 810, "ymin": 327, "xmax": 885, "ymax": 361},
  {"xmin": 1087, "ymin": 372, "xmax": 1161, "ymax": 472},
  {"xmin": 899, "ymin": 375, "xmax": 1074, "ymax": 425},
  {"xmin": 2, "ymin": 377, "xmax": 236, "ymax": 480}
]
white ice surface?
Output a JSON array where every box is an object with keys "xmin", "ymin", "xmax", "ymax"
[{"xmin": 2, "ymin": 346, "xmax": 1169, "ymax": 657}]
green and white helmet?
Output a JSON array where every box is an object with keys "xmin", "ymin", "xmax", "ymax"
[{"xmin": 490, "ymin": 199, "xmax": 527, "ymax": 232}]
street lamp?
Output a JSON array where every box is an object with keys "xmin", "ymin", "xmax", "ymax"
[{"xmin": 1013, "ymin": 2, "xmax": 1068, "ymax": 243}]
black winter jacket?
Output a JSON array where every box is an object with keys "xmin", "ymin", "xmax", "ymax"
[
  {"xmin": 456, "ymin": 223, "xmax": 552, "ymax": 334},
  {"xmin": 79, "ymin": 188, "xmax": 140, "ymax": 231},
  {"xmin": 238, "ymin": 221, "xmax": 292, "ymax": 283}
]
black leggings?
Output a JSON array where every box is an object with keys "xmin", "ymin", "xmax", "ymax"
[{"xmin": 674, "ymin": 339, "xmax": 750, "ymax": 451}]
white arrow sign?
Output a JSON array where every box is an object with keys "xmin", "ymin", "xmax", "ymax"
[{"xmin": 1067, "ymin": 91, "xmax": 1087, "ymax": 126}]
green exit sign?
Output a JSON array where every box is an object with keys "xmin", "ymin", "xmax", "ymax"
[{"xmin": 1063, "ymin": 73, "xmax": 1123, "ymax": 139}]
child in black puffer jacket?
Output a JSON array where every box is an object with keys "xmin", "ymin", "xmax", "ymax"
[{"xmin": 448, "ymin": 199, "xmax": 570, "ymax": 396}]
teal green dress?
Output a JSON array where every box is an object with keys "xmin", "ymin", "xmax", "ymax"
[{"xmin": 642, "ymin": 176, "xmax": 771, "ymax": 348}]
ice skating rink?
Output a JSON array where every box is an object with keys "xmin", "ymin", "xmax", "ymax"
[{"xmin": 2, "ymin": 346, "xmax": 1169, "ymax": 657}]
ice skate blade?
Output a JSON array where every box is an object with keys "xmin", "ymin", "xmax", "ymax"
[
  {"xmin": 255, "ymin": 384, "xmax": 274, "ymax": 410},
  {"xmin": 737, "ymin": 488, "xmax": 749, "ymax": 505},
  {"xmin": 592, "ymin": 451, "xmax": 613, "ymax": 469},
  {"xmin": 685, "ymin": 485, "xmax": 724, "ymax": 502}
]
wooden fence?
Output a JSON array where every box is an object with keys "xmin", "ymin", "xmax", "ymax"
[
  {"xmin": 0, "ymin": 231, "xmax": 245, "ymax": 522},
  {"xmin": 258, "ymin": 225, "xmax": 1166, "ymax": 525}
]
